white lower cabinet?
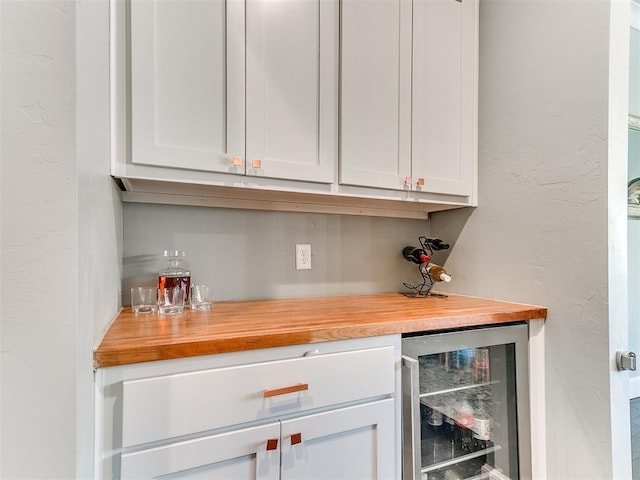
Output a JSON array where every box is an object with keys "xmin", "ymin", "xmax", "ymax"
[
  {"xmin": 280, "ymin": 399, "xmax": 396, "ymax": 479},
  {"xmin": 121, "ymin": 422, "xmax": 281, "ymax": 479},
  {"xmin": 95, "ymin": 336, "xmax": 401, "ymax": 479}
]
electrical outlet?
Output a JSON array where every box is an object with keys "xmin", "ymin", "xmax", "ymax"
[{"xmin": 296, "ymin": 244, "xmax": 312, "ymax": 270}]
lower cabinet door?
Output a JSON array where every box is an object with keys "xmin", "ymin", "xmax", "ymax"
[
  {"xmin": 280, "ymin": 399, "xmax": 396, "ymax": 479},
  {"xmin": 120, "ymin": 422, "xmax": 281, "ymax": 480}
]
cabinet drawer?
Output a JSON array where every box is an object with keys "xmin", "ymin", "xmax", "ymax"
[{"xmin": 121, "ymin": 346, "xmax": 395, "ymax": 447}]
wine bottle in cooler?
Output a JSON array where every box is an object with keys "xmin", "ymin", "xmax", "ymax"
[
  {"xmin": 473, "ymin": 393, "xmax": 491, "ymax": 449},
  {"xmin": 473, "ymin": 347, "xmax": 491, "ymax": 383},
  {"xmin": 443, "ymin": 398, "xmax": 458, "ymax": 459},
  {"xmin": 426, "ymin": 399, "xmax": 447, "ymax": 463},
  {"xmin": 454, "ymin": 396, "xmax": 475, "ymax": 452}
]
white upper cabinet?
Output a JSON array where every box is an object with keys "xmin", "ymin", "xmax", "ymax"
[
  {"xmin": 340, "ymin": 0, "xmax": 478, "ymax": 197},
  {"xmin": 246, "ymin": 0, "xmax": 337, "ymax": 183},
  {"xmin": 129, "ymin": 0, "xmax": 337, "ymax": 183},
  {"xmin": 412, "ymin": 0, "xmax": 477, "ymax": 196},
  {"xmin": 339, "ymin": 0, "xmax": 412, "ymax": 191},
  {"xmin": 130, "ymin": 0, "xmax": 245, "ymax": 174},
  {"xmin": 116, "ymin": 0, "xmax": 477, "ymax": 217}
]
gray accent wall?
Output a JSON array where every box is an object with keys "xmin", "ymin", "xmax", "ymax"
[{"xmin": 123, "ymin": 203, "xmax": 431, "ymax": 302}]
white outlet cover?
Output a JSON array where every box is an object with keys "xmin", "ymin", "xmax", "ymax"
[{"xmin": 296, "ymin": 244, "xmax": 312, "ymax": 270}]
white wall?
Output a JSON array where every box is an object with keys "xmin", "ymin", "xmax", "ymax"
[
  {"xmin": 1, "ymin": 1, "xmax": 78, "ymax": 477},
  {"xmin": 433, "ymin": 1, "xmax": 628, "ymax": 478},
  {"xmin": 76, "ymin": 0, "xmax": 124, "ymax": 477},
  {"xmin": 1, "ymin": 1, "xmax": 632, "ymax": 478},
  {"xmin": 0, "ymin": 1, "xmax": 123, "ymax": 477}
]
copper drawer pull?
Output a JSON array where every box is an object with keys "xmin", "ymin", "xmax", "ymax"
[
  {"xmin": 252, "ymin": 159, "xmax": 262, "ymax": 169},
  {"xmin": 232, "ymin": 156, "xmax": 243, "ymax": 166},
  {"xmin": 264, "ymin": 383, "xmax": 309, "ymax": 398},
  {"xmin": 291, "ymin": 432, "xmax": 302, "ymax": 446},
  {"xmin": 416, "ymin": 177, "xmax": 425, "ymax": 186},
  {"xmin": 266, "ymin": 438, "xmax": 278, "ymax": 451}
]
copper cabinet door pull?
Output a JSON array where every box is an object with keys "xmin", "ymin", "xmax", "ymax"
[
  {"xmin": 263, "ymin": 383, "xmax": 309, "ymax": 398},
  {"xmin": 266, "ymin": 438, "xmax": 279, "ymax": 451},
  {"xmin": 290, "ymin": 433, "xmax": 302, "ymax": 446}
]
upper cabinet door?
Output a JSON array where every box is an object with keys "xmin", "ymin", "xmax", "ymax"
[
  {"xmin": 130, "ymin": 0, "xmax": 245, "ymax": 174},
  {"xmin": 246, "ymin": 0, "xmax": 338, "ymax": 183},
  {"xmin": 412, "ymin": 0, "xmax": 478, "ymax": 196},
  {"xmin": 339, "ymin": 0, "xmax": 412, "ymax": 191}
]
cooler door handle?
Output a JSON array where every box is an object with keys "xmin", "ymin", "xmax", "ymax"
[{"xmin": 402, "ymin": 355, "xmax": 421, "ymax": 480}]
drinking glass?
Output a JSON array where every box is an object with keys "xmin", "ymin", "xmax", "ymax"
[
  {"xmin": 190, "ymin": 284, "xmax": 215, "ymax": 311},
  {"xmin": 158, "ymin": 286, "xmax": 185, "ymax": 315},
  {"xmin": 131, "ymin": 287, "xmax": 158, "ymax": 314}
]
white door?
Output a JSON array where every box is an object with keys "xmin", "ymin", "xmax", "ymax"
[
  {"xmin": 610, "ymin": 2, "xmax": 633, "ymax": 478},
  {"xmin": 629, "ymin": 3, "xmax": 640, "ymax": 478},
  {"xmin": 339, "ymin": 0, "xmax": 412, "ymax": 191},
  {"xmin": 130, "ymin": 0, "xmax": 245, "ymax": 174},
  {"xmin": 120, "ymin": 422, "xmax": 281, "ymax": 479},
  {"xmin": 411, "ymin": 0, "xmax": 476, "ymax": 196},
  {"xmin": 245, "ymin": 0, "xmax": 337, "ymax": 183},
  {"xmin": 279, "ymin": 399, "xmax": 396, "ymax": 479}
]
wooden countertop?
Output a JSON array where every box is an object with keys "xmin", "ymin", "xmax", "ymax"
[{"xmin": 94, "ymin": 293, "xmax": 546, "ymax": 368}]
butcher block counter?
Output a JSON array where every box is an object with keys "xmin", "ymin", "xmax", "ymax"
[{"xmin": 94, "ymin": 293, "xmax": 546, "ymax": 368}]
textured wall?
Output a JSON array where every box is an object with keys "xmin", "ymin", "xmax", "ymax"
[
  {"xmin": 0, "ymin": 1, "xmax": 123, "ymax": 477},
  {"xmin": 1, "ymin": 1, "xmax": 78, "ymax": 477},
  {"xmin": 123, "ymin": 203, "xmax": 431, "ymax": 302},
  {"xmin": 432, "ymin": 1, "xmax": 628, "ymax": 478},
  {"xmin": 76, "ymin": 0, "xmax": 124, "ymax": 477}
]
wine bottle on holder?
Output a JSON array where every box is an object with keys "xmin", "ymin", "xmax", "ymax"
[
  {"xmin": 427, "ymin": 238, "xmax": 450, "ymax": 251},
  {"xmin": 420, "ymin": 263, "xmax": 452, "ymax": 283},
  {"xmin": 402, "ymin": 246, "xmax": 431, "ymax": 264}
]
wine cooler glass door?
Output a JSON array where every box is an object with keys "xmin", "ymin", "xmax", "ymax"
[{"xmin": 402, "ymin": 323, "xmax": 530, "ymax": 480}]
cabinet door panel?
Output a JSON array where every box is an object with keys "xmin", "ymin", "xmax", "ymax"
[
  {"xmin": 131, "ymin": 0, "xmax": 245, "ymax": 173},
  {"xmin": 280, "ymin": 399, "xmax": 396, "ymax": 479},
  {"xmin": 120, "ymin": 422, "xmax": 280, "ymax": 479},
  {"xmin": 246, "ymin": 0, "xmax": 337, "ymax": 183},
  {"xmin": 340, "ymin": 0, "xmax": 412, "ymax": 190},
  {"xmin": 412, "ymin": 0, "xmax": 477, "ymax": 196}
]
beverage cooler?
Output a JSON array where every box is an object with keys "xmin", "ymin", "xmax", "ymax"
[{"xmin": 402, "ymin": 323, "xmax": 531, "ymax": 480}]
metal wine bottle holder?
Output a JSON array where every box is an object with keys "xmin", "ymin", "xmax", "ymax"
[{"xmin": 402, "ymin": 236, "xmax": 449, "ymax": 298}]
